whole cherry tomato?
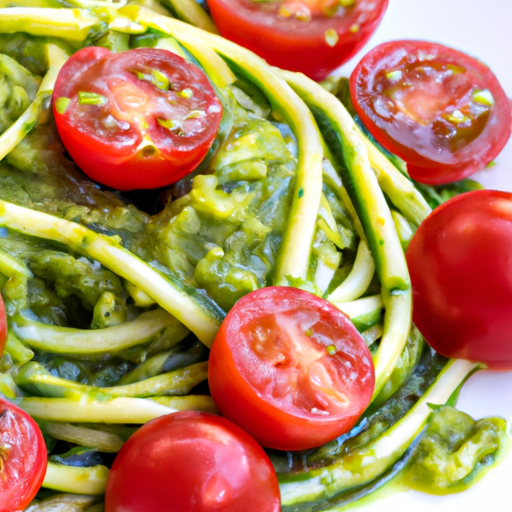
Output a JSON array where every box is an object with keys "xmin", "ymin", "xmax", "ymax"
[
  {"xmin": 350, "ymin": 40, "xmax": 512, "ymax": 184},
  {"xmin": 208, "ymin": 286, "xmax": 375, "ymax": 451},
  {"xmin": 105, "ymin": 411, "xmax": 280, "ymax": 512},
  {"xmin": 407, "ymin": 190, "xmax": 512, "ymax": 369},
  {"xmin": 53, "ymin": 47, "xmax": 223, "ymax": 191},
  {"xmin": 208, "ymin": 0, "xmax": 388, "ymax": 81},
  {"xmin": 0, "ymin": 398, "xmax": 47, "ymax": 512}
]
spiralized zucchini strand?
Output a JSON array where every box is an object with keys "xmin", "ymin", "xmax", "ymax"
[
  {"xmin": 328, "ymin": 239, "xmax": 375, "ymax": 303},
  {"xmin": 17, "ymin": 361, "xmax": 208, "ymax": 399},
  {"xmin": 45, "ymin": 422, "xmax": 125, "ymax": 453},
  {"xmin": 119, "ymin": 5, "xmax": 324, "ymax": 284},
  {"xmin": 13, "ymin": 308, "xmax": 188, "ymax": 356},
  {"xmin": 0, "ymin": 43, "xmax": 68, "ymax": 161},
  {"xmin": 43, "ymin": 463, "xmax": 109, "ymax": 495},
  {"xmin": 19, "ymin": 395, "xmax": 216, "ymax": 423},
  {"xmin": 279, "ymin": 359, "xmax": 480, "ymax": 507},
  {"xmin": 24, "ymin": 493, "xmax": 99, "ymax": 512},
  {"xmin": 361, "ymin": 132, "xmax": 432, "ymax": 226},
  {"xmin": 0, "ymin": 200, "xmax": 222, "ymax": 345},
  {"xmin": 159, "ymin": 0, "xmax": 219, "ymax": 34},
  {"xmin": 0, "ymin": 8, "xmax": 98, "ymax": 41},
  {"xmin": 280, "ymin": 70, "xmax": 411, "ymax": 398}
]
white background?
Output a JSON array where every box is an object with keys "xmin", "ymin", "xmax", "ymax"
[{"xmin": 337, "ymin": 0, "xmax": 512, "ymax": 509}]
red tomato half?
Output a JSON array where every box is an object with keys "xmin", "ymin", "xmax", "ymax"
[
  {"xmin": 350, "ymin": 41, "xmax": 512, "ymax": 184},
  {"xmin": 0, "ymin": 293, "xmax": 6, "ymax": 357},
  {"xmin": 105, "ymin": 411, "xmax": 280, "ymax": 512},
  {"xmin": 407, "ymin": 190, "xmax": 512, "ymax": 369},
  {"xmin": 53, "ymin": 47, "xmax": 223, "ymax": 191},
  {"xmin": 0, "ymin": 398, "xmax": 47, "ymax": 512},
  {"xmin": 208, "ymin": 0, "xmax": 388, "ymax": 81},
  {"xmin": 209, "ymin": 286, "xmax": 375, "ymax": 451}
]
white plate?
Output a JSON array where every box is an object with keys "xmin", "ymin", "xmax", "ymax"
[{"xmin": 337, "ymin": 0, "xmax": 512, "ymax": 509}]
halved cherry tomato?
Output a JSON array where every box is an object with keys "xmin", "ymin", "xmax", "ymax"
[
  {"xmin": 0, "ymin": 398, "xmax": 47, "ymax": 512},
  {"xmin": 407, "ymin": 190, "xmax": 512, "ymax": 369},
  {"xmin": 105, "ymin": 411, "xmax": 280, "ymax": 512},
  {"xmin": 0, "ymin": 293, "xmax": 6, "ymax": 357},
  {"xmin": 350, "ymin": 40, "xmax": 512, "ymax": 184},
  {"xmin": 207, "ymin": 0, "xmax": 388, "ymax": 81},
  {"xmin": 53, "ymin": 47, "xmax": 223, "ymax": 191},
  {"xmin": 208, "ymin": 286, "xmax": 375, "ymax": 451}
]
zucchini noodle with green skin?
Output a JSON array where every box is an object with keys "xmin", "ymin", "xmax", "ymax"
[{"xmin": 0, "ymin": 3, "xmax": 508, "ymax": 511}]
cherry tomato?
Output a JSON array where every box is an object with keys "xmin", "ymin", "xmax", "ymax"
[
  {"xmin": 53, "ymin": 47, "xmax": 223, "ymax": 191},
  {"xmin": 207, "ymin": 0, "xmax": 388, "ymax": 81},
  {"xmin": 350, "ymin": 40, "xmax": 512, "ymax": 185},
  {"xmin": 0, "ymin": 398, "xmax": 47, "ymax": 512},
  {"xmin": 0, "ymin": 293, "xmax": 6, "ymax": 357},
  {"xmin": 208, "ymin": 286, "xmax": 375, "ymax": 451},
  {"xmin": 407, "ymin": 190, "xmax": 512, "ymax": 369},
  {"xmin": 105, "ymin": 411, "xmax": 280, "ymax": 512}
]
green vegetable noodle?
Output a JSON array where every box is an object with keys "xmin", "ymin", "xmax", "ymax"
[{"xmin": 0, "ymin": 2, "xmax": 508, "ymax": 511}]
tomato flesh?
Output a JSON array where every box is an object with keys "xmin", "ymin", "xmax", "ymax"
[
  {"xmin": 208, "ymin": 286, "xmax": 375, "ymax": 451},
  {"xmin": 350, "ymin": 40, "xmax": 512, "ymax": 184},
  {"xmin": 207, "ymin": 0, "xmax": 388, "ymax": 81},
  {"xmin": 407, "ymin": 190, "xmax": 512, "ymax": 369},
  {"xmin": 0, "ymin": 398, "xmax": 47, "ymax": 512},
  {"xmin": 105, "ymin": 411, "xmax": 280, "ymax": 512},
  {"xmin": 53, "ymin": 47, "xmax": 223, "ymax": 191}
]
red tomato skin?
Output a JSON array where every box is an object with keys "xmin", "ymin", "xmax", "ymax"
[
  {"xmin": 350, "ymin": 41, "xmax": 512, "ymax": 185},
  {"xmin": 209, "ymin": 286, "xmax": 375, "ymax": 451},
  {"xmin": 208, "ymin": 0, "xmax": 388, "ymax": 81},
  {"xmin": 0, "ymin": 293, "xmax": 6, "ymax": 357},
  {"xmin": 105, "ymin": 411, "xmax": 280, "ymax": 512},
  {"xmin": 407, "ymin": 190, "xmax": 512, "ymax": 369},
  {"xmin": 0, "ymin": 398, "xmax": 47, "ymax": 512},
  {"xmin": 53, "ymin": 47, "xmax": 223, "ymax": 191}
]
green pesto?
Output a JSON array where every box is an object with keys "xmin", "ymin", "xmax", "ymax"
[{"xmin": 402, "ymin": 406, "xmax": 509, "ymax": 494}]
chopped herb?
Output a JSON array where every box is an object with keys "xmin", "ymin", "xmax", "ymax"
[
  {"xmin": 178, "ymin": 88, "xmax": 193, "ymax": 98},
  {"xmin": 473, "ymin": 89, "xmax": 495, "ymax": 107},
  {"xmin": 132, "ymin": 69, "xmax": 170, "ymax": 91},
  {"xmin": 55, "ymin": 97, "xmax": 71, "ymax": 115},
  {"xmin": 158, "ymin": 118, "xmax": 182, "ymax": 130},
  {"xmin": 386, "ymin": 70, "xmax": 403, "ymax": 81},
  {"xmin": 325, "ymin": 29, "xmax": 339, "ymax": 47},
  {"xmin": 278, "ymin": 5, "xmax": 292, "ymax": 17},
  {"xmin": 78, "ymin": 92, "xmax": 107, "ymax": 106},
  {"xmin": 445, "ymin": 110, "xmax": 470, "ymax": 124},
  {"xmin": 185, "ymin": 110, "xmax": 206, "ymax": 120},
  {"xmin": 151, "ymin": 69, "xmax": 170, "ymax": 91}
]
